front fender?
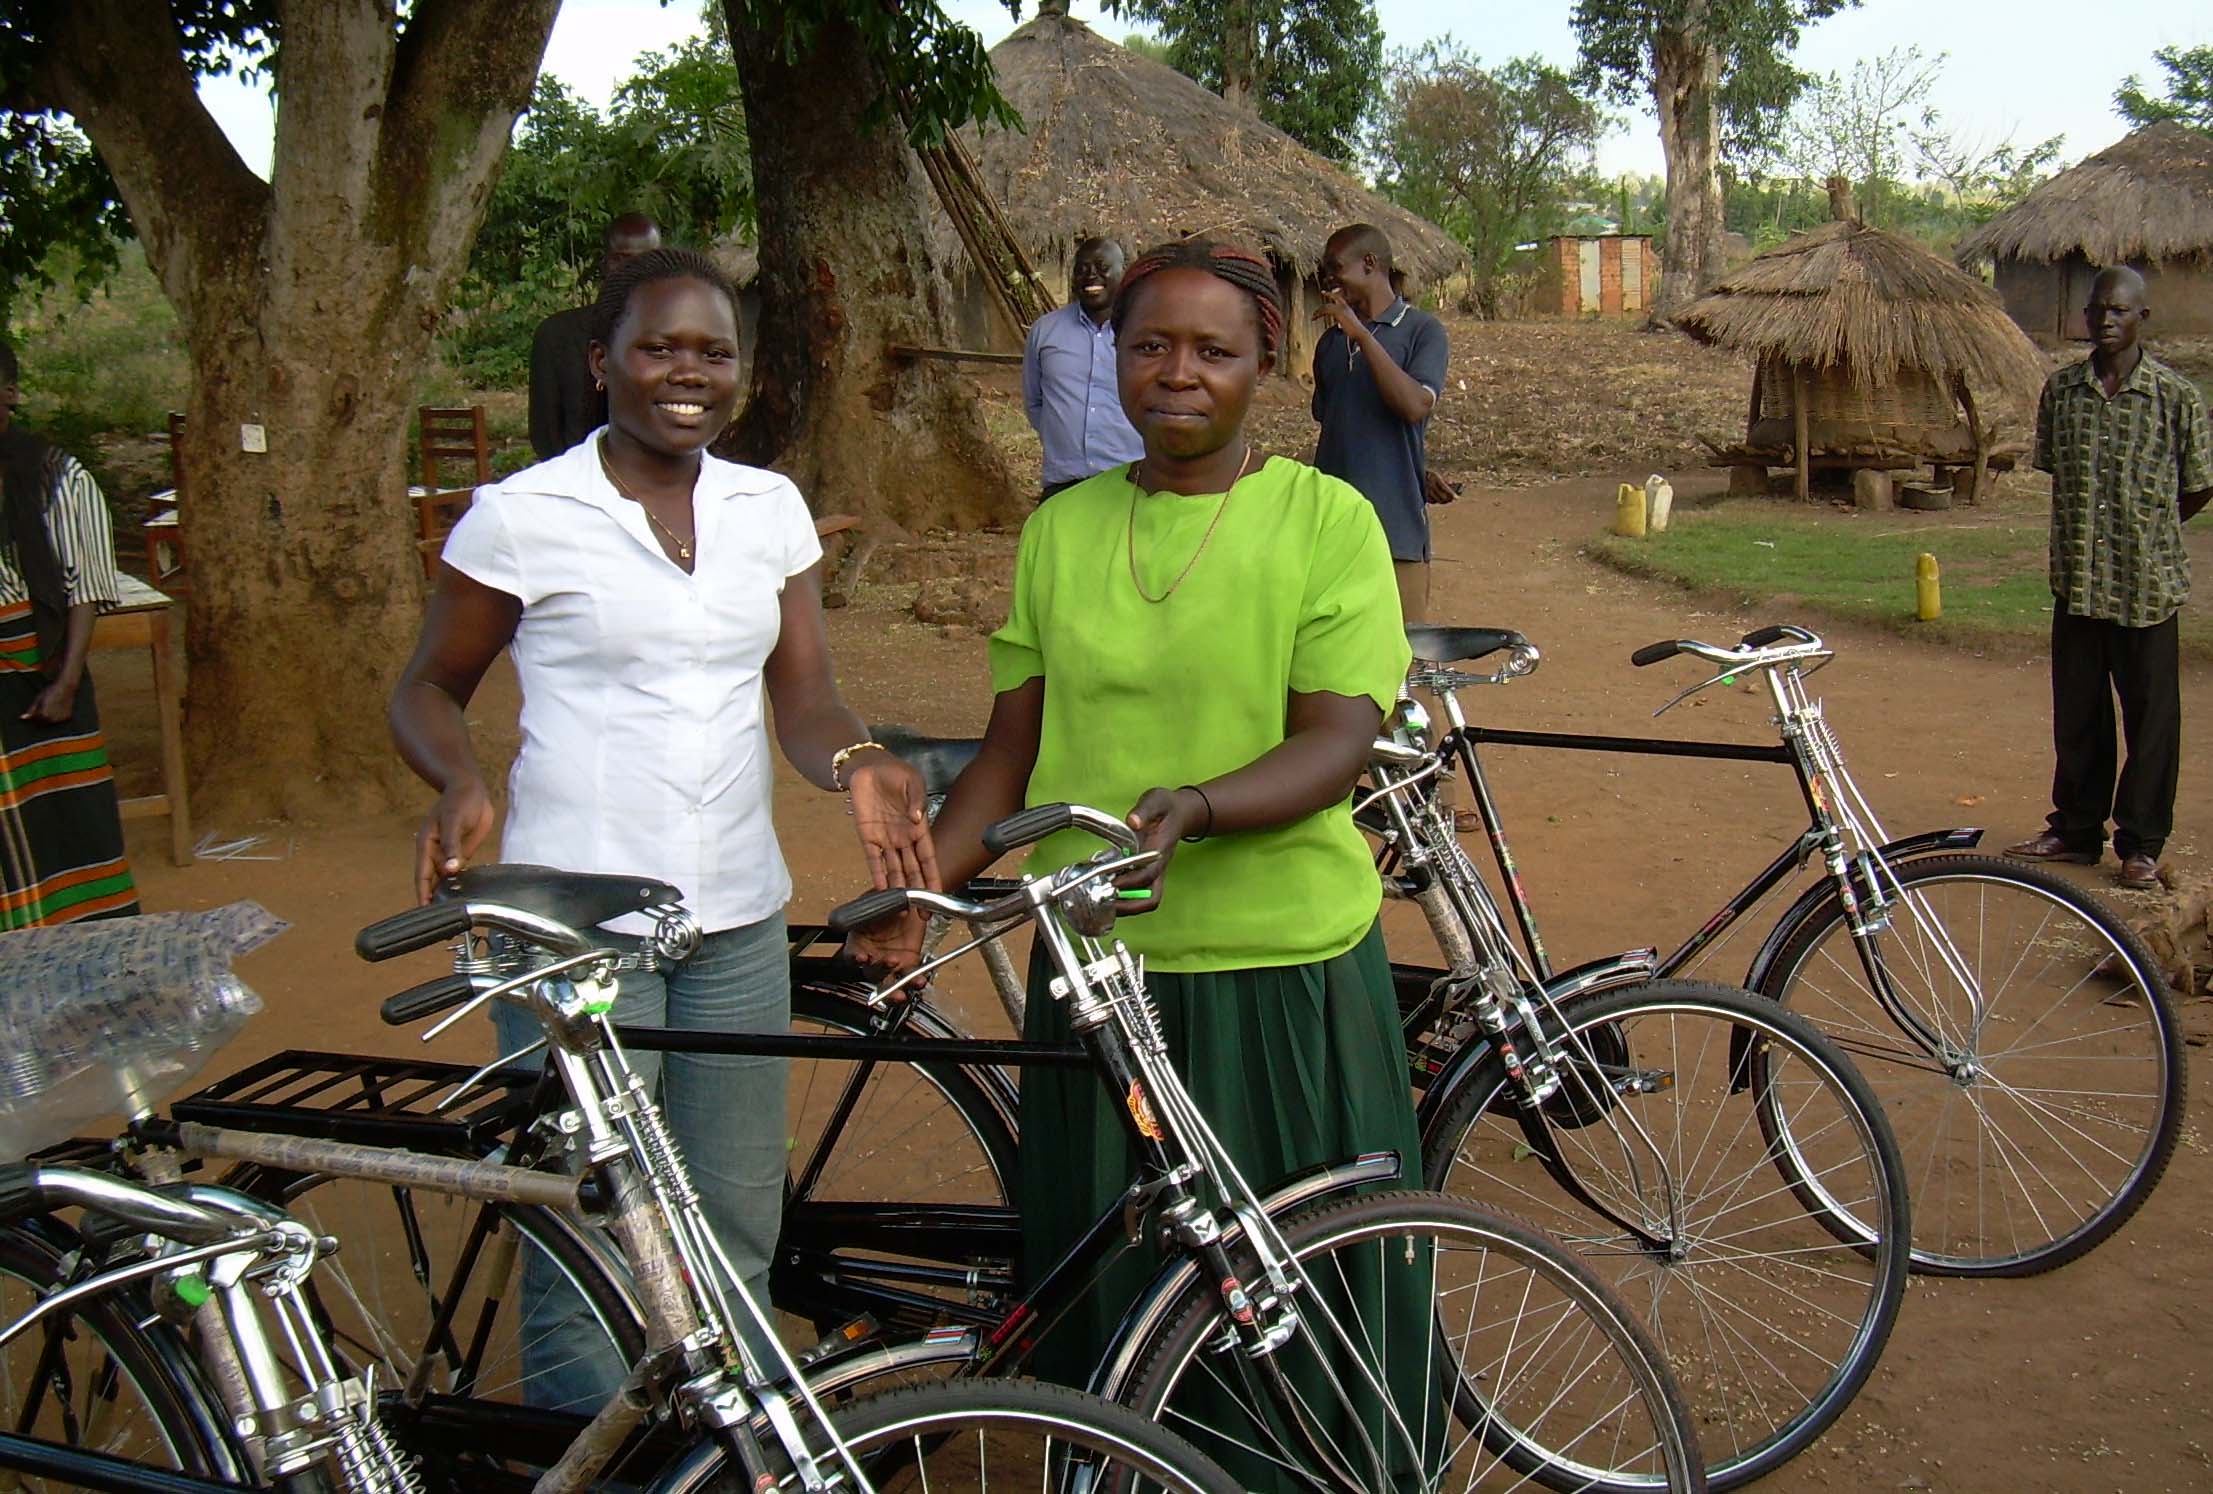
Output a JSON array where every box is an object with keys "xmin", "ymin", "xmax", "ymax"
[{"xmin": 1739, "ymin": 827, "xmax": 1983, "ymax": 994}]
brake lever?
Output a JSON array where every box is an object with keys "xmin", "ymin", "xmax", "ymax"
[{"xmin": 1652, "ymin": 664, "xmax": 1746, "ymax": 718}]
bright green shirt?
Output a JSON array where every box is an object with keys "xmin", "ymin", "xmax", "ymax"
[{"xmin": 988, "ymin": 456, "xmax": 1409, "ymax": 972}]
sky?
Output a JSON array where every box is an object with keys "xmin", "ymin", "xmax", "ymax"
[{"xmin": 192, "ymin": 0, "xmax": 2201, "ymax": 183}]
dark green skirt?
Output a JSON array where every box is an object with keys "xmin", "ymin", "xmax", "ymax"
[{"xmin": 1017, "ymin": 921, "xmax": 1429, "ymax": 1485}]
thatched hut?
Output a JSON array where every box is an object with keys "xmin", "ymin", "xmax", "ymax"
[
  {"xmin": 1676, "ymin": 209, "xmax": 2050, "ymax": 505},
  {"xmin": 1956, "ymin": 123, "xmax": 2213, "ymax": 339},
  {"xmin": 940, "ymin": 4, "xmax": 1466, "ymax": 375}
]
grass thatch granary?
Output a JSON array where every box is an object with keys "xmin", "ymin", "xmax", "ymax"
[
  {"xmin": 939, "ymin": 4, "xmax": 1466, "ymax": 375},
  {"xmin": 1956, "ymin": 123, "xmax": 2213, "ymax": 339},
  {"xmin": 1676, "ymin": 210, "xmax": 2050, "ymax": 505}
]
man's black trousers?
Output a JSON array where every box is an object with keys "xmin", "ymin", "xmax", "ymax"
[{"xmin": 2046, "ymin": 603, "xmax": 2181, "ymax": 860}]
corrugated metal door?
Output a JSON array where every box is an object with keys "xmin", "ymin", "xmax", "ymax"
[
  {"xmin": 1578, "ymin": 240, "xmax": 1601, "ymax": 313},
  {"xmin": 1622, "ymin": 240, "xmax": 1645, "ymax": 310}
]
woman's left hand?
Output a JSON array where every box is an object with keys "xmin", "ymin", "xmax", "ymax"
[
  {"xmin": 1116, "ymin": 786, "xmax": 1205, "ymax": 914},
  {"xmin": 847, "ymin": 756, "xmax": 941, "ymax": 892},
  {"xmin": 21, "ymin": 677, "xmax": 77, "ymax": 724}
]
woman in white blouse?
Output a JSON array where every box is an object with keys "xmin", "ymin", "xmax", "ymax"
[{"xmin": 388, "ymin": 248, "xmax": 936, "ymax": 1404}]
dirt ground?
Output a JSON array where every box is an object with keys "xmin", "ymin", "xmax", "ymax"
[{"xmin": 77, "ymin": 319, "xmax": 2213, "ymax": 1492}]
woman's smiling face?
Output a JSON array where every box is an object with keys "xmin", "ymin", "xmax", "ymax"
[
  {"xmin": 1116, "ymin": 267, "xmax": 1272, "ymax": 464},
  {"xmin": 592, "ymin": 276, "xmax": 742, "ymax": 455}
]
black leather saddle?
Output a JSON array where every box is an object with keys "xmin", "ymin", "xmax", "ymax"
[
  {"xmin": 872, "ymin": 725, "xmax": 984, "ymax": 797},
  {"xmin": 1406, "ymin": 626, "xmax": 1528, "ymax": 664},
  {"xmin": 436, "ymin": 864, "xmax": 681, "ymax": 930}
]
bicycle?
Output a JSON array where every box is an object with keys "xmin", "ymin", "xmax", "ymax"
[
  {"xmin": 1390, "ymin": 621, "xmax": 2184, "ymax": 1279},
  {"xmin": 813, "ymin": 800, "xmax": 1708, "ymax": 1493},
  {"xmin": 1352, "ymin": 631, "xmax": 1911, "ymax": 1489},
  {"xmin": 0, "ymin": 1158, "xmax": 425, "ymax": 1491},
  {"xmin": 38, "ymin": 876, "xmax": 1246, "ymax": 1494}
]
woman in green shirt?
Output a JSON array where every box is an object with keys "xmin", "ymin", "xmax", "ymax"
[{"xmin": 859, "ymin": 239, "xmax": 1420, "ymax": 1411}]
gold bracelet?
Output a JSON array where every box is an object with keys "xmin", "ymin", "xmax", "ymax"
[{"xmin": 830, "ymin": 740, "xmax": 891, "ymax": 792}]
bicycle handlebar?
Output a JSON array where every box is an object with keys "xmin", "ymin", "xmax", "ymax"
[
  {"xmin": 0, "ymin": 1163, "xmax": 252, "ymax": 1247},
  {"xmin": 1630, "ymin": 624, "xmax": 1828, "ymax": 672},
  {"xmin": 357, "ymin": 900, "xmax": 595, "ymax": 963}
]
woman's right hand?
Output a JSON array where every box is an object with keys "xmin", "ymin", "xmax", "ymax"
[{"xmin": 415, "ymin": 777, "xmax": 495, "ymax": 904}]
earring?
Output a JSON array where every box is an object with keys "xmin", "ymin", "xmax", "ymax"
[{"xmin": 594, "ymin": 378, "xmax": 605, "ymax": 391}]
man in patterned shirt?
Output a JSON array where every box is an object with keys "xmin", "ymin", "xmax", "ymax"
[{"xmin": 2007, "ymin": 267, "xmax": 2213, "ymax": 889}]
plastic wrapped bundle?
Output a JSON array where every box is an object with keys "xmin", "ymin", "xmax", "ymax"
[{"xmin": 0, "ymin": 902, "xmax": 288, "ymax": 1157}]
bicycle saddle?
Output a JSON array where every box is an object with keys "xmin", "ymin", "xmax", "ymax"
[
  {"xmin": 436, "ymin": 864, "xmax": 681, "ymax": 931},
  {"xmin": 1406, "ymin": 626, "xmax": 1528, "ymax": 664},
  {"xmin": 871, "ymin": 724, "xmax": 983, "ymax": 796}
]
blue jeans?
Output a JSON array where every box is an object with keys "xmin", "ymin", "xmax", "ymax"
[{"xmin": 492, "ymin": 915, "xmax": 791, "ymax": 1411}]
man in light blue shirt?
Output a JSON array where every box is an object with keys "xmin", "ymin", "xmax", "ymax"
[{"xmin": 1022, "ymin": 237, "xmax": 1144, "ymax": 501}]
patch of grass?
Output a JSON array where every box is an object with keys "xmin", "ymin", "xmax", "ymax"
[{"xmin": 1592, "ymin": 495, "xmax": 2213, "ymax": 657}]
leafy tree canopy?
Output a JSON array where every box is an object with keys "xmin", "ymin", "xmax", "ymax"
[
  {"xmin": 1570, "ymin": 0, "xmax": 1857, "ymax": 158},
  {"xmin": 1372, "ymin": 40, "xmax": 1608, "ymax": 314},
  {"xmin": 1105, "ymin": 0, "xmax": 1384, "ymax": 162},
  {"xmin": 0, "ymin": 0, "xmax": 275, "ymax": 320},
  {"xmin": 2115, "ymin": 44, "xmax": 2213, "ymax": 135},
  {"xmin": 722, "ymin": 0, "xmax": 1017, "ymax": 147}
]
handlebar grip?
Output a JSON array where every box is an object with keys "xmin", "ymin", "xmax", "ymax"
[
  {"xmin": 1740, "ymin": 624, "xmax": 1796, "ymax": 648},
  {"xmin": 355, "ymin": 903, "xmax": 474, "ymax": 963},
  {"xmin": 982, "ymin": 803, "xmax": 1074, "ymax": 856},
  {"xmin": 380, "ymin": 973, "xmax": 481, "ymax": 1027},
  {"xmin": 0, "ymin": 1165, "xmax": 47, "ymax": 1227},
  {"xmin": 826, "ymin": 887, "xmax": 914, "ymax": 935},
  {"xmin": 1630, "ymin": 640, "xmax": 1682, "ymax": 667}
]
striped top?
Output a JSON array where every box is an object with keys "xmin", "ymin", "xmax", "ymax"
[{"xmin": 0, "ymin": 452, "xmax": 125, "ymax": 610}]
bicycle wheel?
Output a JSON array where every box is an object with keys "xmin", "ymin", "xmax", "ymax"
[
  {"xmin": 1756, "ymin": 853, "xmax": 2185, "ymax": 1275},
  {"xmin": 656, "ymin": 1376, "xmax": 1244, "ymax": 1492},
  {"xmin": 1121, "ymin": 1190, "xmax": 1705, "ymax": 1494},
  {"xmin": 1423, "ymin": 982, "xmax": 1908, "ymax": 1489},
  {"xmin": 0, "ymin": 1223, "xmax": 239, "ymax": 1488},
  {"xmin": 230, "ymin": 1169, "xmax": 645, "ymax": 1483},
  {"xmin": 778, "ymin": 984, "xmax": 1021, "ymax": 1335}
]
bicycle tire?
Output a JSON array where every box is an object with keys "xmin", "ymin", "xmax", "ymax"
[
  {"xmin": 1122, "ymin": 1189, "xmax": 1706, "ymax": 1494},
  {"xmin": 654, "ymin": 1376, "xmax": 1245, "ymax": 1492},
  {"xmin": 1423, "ymin": 981, "xmax": 1908, "ymax": 1489},
  {"xmin": 778, "ymin": 983, "xmax": 1022, "ymax": 1335},
  {"xmin": 1755, "ymin": 853, "xmax": 2185, "ymax": 1275},
  {"xmin": 0, "ymin": 1223, "xmax": 240, "ymax": 1489}
]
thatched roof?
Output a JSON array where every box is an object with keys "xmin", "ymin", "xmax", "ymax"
[
  {"xmin": 1956, "ymin": 123, "xmax": 2213, "ymax": 268},
  {"xmin": 1675, "ymin": 219, "xmax": 2048, "ymax": 413},
  {"xmin": 952, "ymin": 12, "xmax": 1465, "ymax": 288}
]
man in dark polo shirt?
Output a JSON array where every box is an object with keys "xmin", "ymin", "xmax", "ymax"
[
  {"xmin": 527, "ymin": 213, "xmax": 662, "ymax": 461},
  {"xmin": 1312, "ymin": 223, "xmax": 1449, "ymax": 623},
  {"xmin": 2006, "ymin": 266, "xmax": 2212, "ymax": 889}
]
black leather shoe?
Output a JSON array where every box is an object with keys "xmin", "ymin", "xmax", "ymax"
[
  {"xmin": 2004, "ymin": 832, "xmax": 2099, "ymax": 864},
  {"xmin": 2115, "ymin": 854, "xmax": 2162, "ymax": 891}
]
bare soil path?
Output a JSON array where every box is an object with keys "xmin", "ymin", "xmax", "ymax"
[{"xmin": 96, "ymin": 455, "xmax": 2211, "ymax": 1493}]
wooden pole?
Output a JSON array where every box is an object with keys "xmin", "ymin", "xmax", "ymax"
[{"xmin": 1792, "ymin": 365, "xmax": 1811, "ymax": 502}]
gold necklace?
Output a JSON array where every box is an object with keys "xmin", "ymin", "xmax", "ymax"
[
  {"xmin": 1125, "ymin": 445, "xmax": 1254, "ymax": 604},
  {"xmin": 598, "ymin": 439, "xmax": 695, "ymax": 562}
]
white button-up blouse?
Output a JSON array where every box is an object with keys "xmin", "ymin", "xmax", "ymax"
[{"xmin": 440, "ymin": 434, "xmax": 823, "ymax": 934}]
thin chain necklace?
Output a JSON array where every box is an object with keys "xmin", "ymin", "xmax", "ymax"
[
  {"xmin": 598, "ymin": 438, "xmax": 695, "ymax": 562},
  {"xmin": 1125, "ymin": 444, "xmax": 1254, "ymax": 604}
]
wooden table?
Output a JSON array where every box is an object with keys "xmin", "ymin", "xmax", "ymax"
[{"xmin": 93, "ymin": 575, "xmax": 192, "ymax": 866}]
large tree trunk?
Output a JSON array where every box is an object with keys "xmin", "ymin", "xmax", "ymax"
[
  {"xmin": 25, "ymin": 0, "xmax": 558, "ymax": 820},
  {"xmin": 1221, "ymin": 0, "xmax": 1261, "ymax": 112},
  {"xmin": 1649, "ymin": 17, "xmax": 1726, "ymax": 322},
  {"xmin": 721, "ymin": 9, "xmax": 1020, "ymax": 533}
]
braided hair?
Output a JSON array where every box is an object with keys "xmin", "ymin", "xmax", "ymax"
[
  {"xmin": 1112, "ymin": 238, "xmax": 1285, "ymax": 357},
  {"xmin": 592, "ymin": 247, "xmax": 742, "ymax": 348}
]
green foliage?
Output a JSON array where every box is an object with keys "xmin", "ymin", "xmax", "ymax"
[
  {"xmin": 1122, "ymin": 32, "xmax": 1176, "ymax": 66},
  {"xmin": 2115, "ymin": 44, "xmax": 2213, "ymax": 134},
  {"xmin": 1569, "ymin": 0, "xmax": 1858, "ymax": 159},
  {"xmin": 1372, "ymin": 41, "xmax": 1608, "ymax": 316},
  {"xmin": 720, "ymin": 0, "xmax": 1020, "ymax": 147},
  {"xmin": 0, "ymin": 0, "xmax": 278, "ymax": 316},
  {"xmin": 1104, "ymin": 0, "xmax": 1384, "ymax": 162}
]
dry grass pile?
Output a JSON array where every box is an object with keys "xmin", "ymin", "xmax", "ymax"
[
  {"xmin": 1957, "ymin": 122, "xmax": 2213, "ymax": 269},
  {"xmin": 1673, "ymin": 220, "xmax": 2048, "ymax": 416}
]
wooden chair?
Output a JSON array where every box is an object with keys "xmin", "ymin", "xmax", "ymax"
[
  {"xmin": 414, "ymin": 406, "xmax": 490, "ymax": 578},
  {"xmin": 143, "ymin": 411, "xmax": 189, "ymax": 594}
]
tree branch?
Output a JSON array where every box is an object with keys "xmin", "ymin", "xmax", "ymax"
[{"xmin": 25, "ymin": 0, "xmax": 267, "ymax": 326}]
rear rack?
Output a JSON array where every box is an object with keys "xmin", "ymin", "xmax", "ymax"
[{"xmin": 170, "ymin": 1049, "xmax": 540, "ymax": 1155}]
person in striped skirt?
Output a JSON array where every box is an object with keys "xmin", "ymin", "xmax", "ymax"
[{"xmin": 0, "ymin": 339, "xmax": 139, "ymax": 927}]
